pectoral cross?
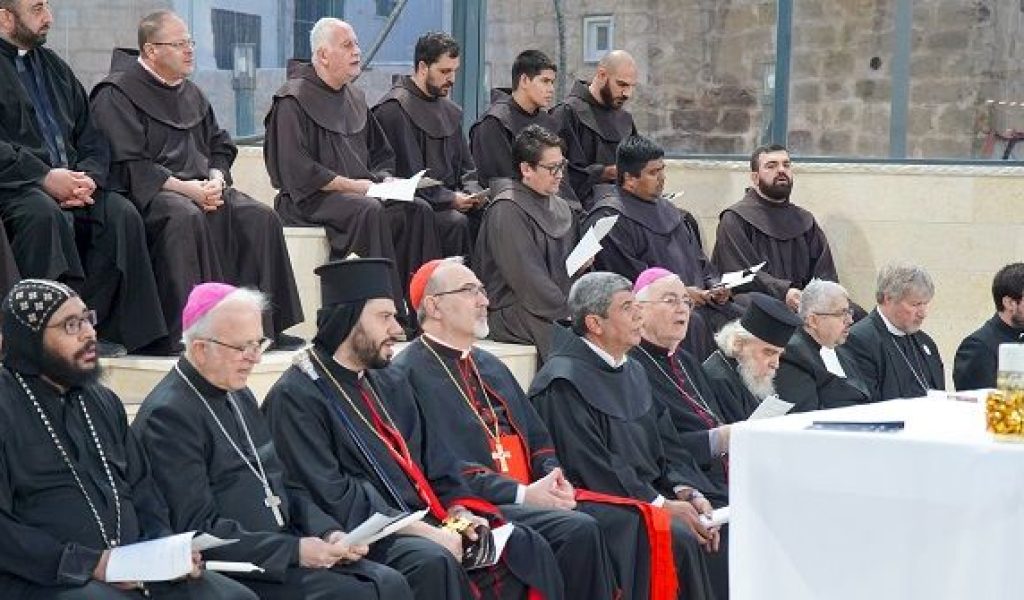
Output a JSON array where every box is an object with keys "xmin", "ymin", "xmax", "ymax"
[
  {"xmin": 264, "ymin": 485, "xmax": 285, "ymax": 527},
  {"xmin": 491, "ymin": 441, "xmax": 511, "ymax": 473}
]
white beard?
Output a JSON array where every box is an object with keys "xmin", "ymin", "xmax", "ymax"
[
  {"xmin": 738, "ymin": 359, "xmax": 776, "ymax": 400},
  {"xmin": 473, "ymin": 319, "xmax": 490, "ymax": 340}
]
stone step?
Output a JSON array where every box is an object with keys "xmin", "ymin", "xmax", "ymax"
[
  {"xmin": 282, "ymin": 226, "xmax": 330, "ymax": 340},
  {"xmin": 102, "ymin": 340, "xmax": 537, "ymax": 423}
]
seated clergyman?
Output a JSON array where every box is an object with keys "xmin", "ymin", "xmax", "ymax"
[
  {"xmin": 0, "ymin": 279, "xmax": 254, "ymax": 599},
  {"xmin": 775, "ymin": 279, "xmax": 870, "ymax": 412},
  {"xmin": 133, "ymin": 283, "xmax": 414, "ymax": 599},
  {"xmin": 702, "ymin": 292, "xmax": 803, "ymax": 423}
]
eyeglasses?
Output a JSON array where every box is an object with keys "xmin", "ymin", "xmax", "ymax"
[
  {"xmin": 149, "ymin": 39, "xmax": 196, "ymax": 50},
  {"xmin": 535, "ymin": 159, "xmax": 568, "ymax": 176},
  {"xmin": 814, "ymin": 308, "xmax": 855, "ymax": 319},
  {"xmin": 202, "ymin": 337, "xmax": 272, "ymax": 356},
  {"xmin": 638, "ymin": 296, "xmax": 694, "ymax": 309},
  {"xmin": 431, "ymin": 283, "xmax": 487, "ymax": 300},
  {"xmin": 47, "ymin": 310, "xmax": 97, "ymax": 336}
]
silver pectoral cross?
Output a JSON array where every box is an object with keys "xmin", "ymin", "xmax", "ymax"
[{"xmin": 264, "ymin": 485, "xmax": 285, "ymax": 527}]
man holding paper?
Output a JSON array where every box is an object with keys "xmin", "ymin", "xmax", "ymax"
[
  {"xmin": 0, "ymin": 279, "xmax": 253, "ymax": 599},
  {"xmin": 263, "ymin": 258, "xmax": 564, "ymax": 600},
  {"xmin": 264, "ymin": 18, "xmax": 440, "ymax": 318},
  {"xmin": 473, "ymin": 124, "xmax": 580, "ymax": 360},
  {"xmin": 133, "ymin": 283, "xmax": 416, "ymax": 599},
  {"xmin": 702, "ymin": 292, "xmax": 803, "ymax": 423},
  {"xmin": 372, "ymin": 32, "xmax": 484, "ymax": 258},
  {"xmin": 529, "ymin": 272, "xmax": 728, "ymax": 600},
  {"xmin": 585, "ymin": 135, "xmax": 742, "ymax": 360}
]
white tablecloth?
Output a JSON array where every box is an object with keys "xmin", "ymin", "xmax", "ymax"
[{"xmin": 730, "ymin": 398, "xmax": 1024, "ymax": 600}]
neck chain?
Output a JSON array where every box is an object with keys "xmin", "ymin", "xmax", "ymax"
[
  {"xmin": 15, "ymin": 372, "xmax": 121, "ymax": 548},
  {"xmin": 888, "ymin": 335, "xmax": 930, "ymax": 393},
  {"xmin": 636, "ymin": 345, "xmax": 721, "ymax": 424},
  {"xmin": 308, "ymin": 351, "xmax": 406, "ymax": 457},
  {"xmin": 173, "ymin": 364, "xmax": 284, "ymax": 526},
  {"xmin": 419, "ymin": 337, "xmax": 502, "ymax": 442}
]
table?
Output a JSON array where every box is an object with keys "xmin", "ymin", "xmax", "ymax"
[{"xmin": 730, "ymin": 398, "xmax": 1024, "ymax": 600}]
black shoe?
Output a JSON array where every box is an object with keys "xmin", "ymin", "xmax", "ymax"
[
  {"xmin": 273, "ymin": 333, "xmax": 306, "ymax": 351},
  {"xmin": 97, "ymin": 340, "xmax": 128, "ymax": 358}
]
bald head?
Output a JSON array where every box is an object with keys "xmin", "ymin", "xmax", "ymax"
[{"xmin": 592, "ymin": 50, "xmax": 637, "ymax": 109}]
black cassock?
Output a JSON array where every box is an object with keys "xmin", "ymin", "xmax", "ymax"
[
  {"xmin": 469, "ymin": 88, "xmax": 580, "ymax": 211},
  {"xmin": 630, "ymin": 339, "xmax": 730, "ymax": 491},
  {"xmin": 264, "ymin": 61, "xmax": 440, "ymax": 313},
  {"xmin": 132, "ymin": 359, "xmax": 414, "ymax": 600},
  {"xmin": 394, "ymin": 336, "xmax": 627, "ymax": 599},
  {"xmin": 0, "ymin": 369, "xmax": 254, "ymax": 599},
  {"xmin": 775, "ymin": 328, "xmax": 870, "ymax": 413},
  {"xmin": 586, "ymin": 186, "xmax": 744, "ymax": 360},
  {"xmin": 90, "ymin": 50, "xmax": 302, "ymax": 349},
  {"xmin": 844, "ymin": 308, "xmax": 945, "ymax": 402},
  {"xmin": 551, "ymin": 80, "xmax": 636, "ymax": 210},
  {"xmin": 0, "ymin": 38, "xmax": 164, "ymax": 351},
  {"xmin": 711, "ymin": 188, "xmax": 840, "ymax": 301},
  {"xmin": 701, "ymin": 350, "xmax": 762, "ymax": 424},
  {"xmin": 474, "ymin": 180, "xmax": 578, "ymax": 360},
  {"xmin": 529, "ymin": 326, "xmax": 722, "ymax": 600},
  {"xmin": 953, "ymin": 314, "xmax": 1024, "ymax": 391},
  {"xmin": 372, "ymin": 76, "xmax": 483, "ymax": 258},
  {"xmin": 262, "ymin": 347, "xmax": 565, "ymax": 600}
]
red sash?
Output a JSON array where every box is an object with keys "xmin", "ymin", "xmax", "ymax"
[{"xmin": 575, "ymin": 489, "xmax": 679, "ymax": 600}]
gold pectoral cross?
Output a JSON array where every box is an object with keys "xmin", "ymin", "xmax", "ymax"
[{"xmin": 491, "ymin": 441, "xmax": 512, "ymax": 473}]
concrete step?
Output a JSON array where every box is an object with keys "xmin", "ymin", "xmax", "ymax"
[
  {"xmin": 282, "ymin": 226, "xmax": 329, "ymax": 340},
  {"xmin": 102, "ymin": 340, "xmax": 537, "ymax": 423}
]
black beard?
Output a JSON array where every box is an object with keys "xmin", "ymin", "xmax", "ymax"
[
  {"xmin": 10, "ymin": 13, "xmax": 47, "ymax": 48},
  {"xmin": 757, "ymin": 176, "xmax": 793, "ymax": 201},
  {"xmin": 350, "ymin": 323, "xmax": 396, "ymax": 370},
  {"xmin": 38, "ymin": 342, "xmax": 101, "ymax": 389},
  {"xmin": 600, "ymin": 81, "xmax": 625, "ymax": 108},
  {"xmin": 426, "ymin": 81, "xmax": 450, "ymax": 98}
]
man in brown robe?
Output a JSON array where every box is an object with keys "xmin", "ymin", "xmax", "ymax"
[
  {"xmin": 469, "ymin": 50, "xmax": 580, "ymax": 210},
  {"xmin": 0, "ymin": 0, "xmax": 165, "ymax": 355},
  {"xmin": 372, "ymin": 32, "xmax": 482, "ymax": 258},
  {"xmin": 90, "ymin": 11, "xmax": 303, "ymax": 354},
  {"xmin": 711, "ymin": 144, "xmax": 840, "ymax": 313},
  {"xmin": 474, "ymin": 125, "xmax": 577, "ymax": 360},
  {"xmin": 263, "ymin": 18, "xmax": 440, "ymax": 319},
  {"xmin": 552, "ymin": 50, "xmax": 638, "ymax": 210},
  {"xmin": 585, "ymin": 135, "xmax": 741, "ymax": 360}
]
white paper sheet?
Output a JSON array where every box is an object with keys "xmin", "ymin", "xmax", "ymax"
[
  {"xmin": 718, "ymin": 261, "xmax": 767, "ymax": 289},
  {"xmin": 565, "ymin": 215, "xmax": 618, "ymax": 276},
  {"xmin": 700, "ymin": 506, "xmax": 731, "ymax": 528},
  {"xmin": 344, "ymin": 509, "xmax": 428, "ymax": 547},
  {"xmin": 205, "ymin": 561, "xmax": 265, "ymax": 574},
  {"xmin": 106, "ymin": 532, "xmax": 237, "ymax": 583},
  {"xmin": 367, "ymin": 169, "xmax": 426, "ymax": 201},
  {"xmin": 417, "ymin": 176, "xmax": 442, "ymax": 189},
  {"xmin": 748, "ymin": 395, "xmax": 795, "ymax": 420}
]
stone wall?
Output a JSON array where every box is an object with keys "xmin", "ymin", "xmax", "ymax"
[{"xmin": 487, "ymin": 0, "xmax": 1024, "ymax": 159}]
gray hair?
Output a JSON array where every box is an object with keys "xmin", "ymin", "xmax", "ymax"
[
  {"xmin": 309, "ymin": 17, "xmax": 346, "ymax": 59},
  {"xmin": 875, "ymin": 262, "xmax": 934, "ymax": 304},
  {"xmin": 568, "ymin": 272, "xmax": 632, "ymax": 335},
  {"xmin": 798, "ymin": 278, "xmax": 848, "ymax": 321},
  {"xmin": 416, "ymin": 256, "xmax": 466, "ymax": 324},
  {"xmin": 182, "ymin": 288, "xmax": 268, "ymax": 350},
  {"xmin": 714, "ymin": 320, "xmax": 755, "ymax": 358}
]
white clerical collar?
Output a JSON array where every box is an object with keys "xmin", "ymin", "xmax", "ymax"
[
  {"xmin": 17, "ymin": 49, "xmax": 27, "ymax": 57},
  {"xmin": 137, "ymin": 56, "xmax": 184, "ymax": 87},
  {"xmin": 582, "ymin": 337, "xmax": 629, "ymax": 368},
  {"xmin": 819, "ymin": 347, "xmax": 847, "ymax": 378},
  {"xmin": 876, "ymin": 309, "xmax": 907, "ymax": 336},
  {"xmin": 422, "ymin": 332, "xmax": 471, "ymax": 360}
]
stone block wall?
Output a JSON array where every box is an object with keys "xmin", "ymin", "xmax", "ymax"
[{"xmin": 488, "ymin": 0, "xmax": 1024, "ymax": 159}]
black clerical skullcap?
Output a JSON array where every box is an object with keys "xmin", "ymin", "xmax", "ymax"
[
  {"xmin": 3, "ymin": 279, "xmax": 77, "ymax": 333},
  {"xmin": 740, "ymin": 292, "xmax": 802, "ymax": 348},
  {"xmin": 315, "ymin": 258, "xmax": 395, "ymax": 308}
]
